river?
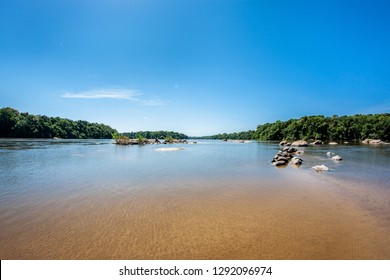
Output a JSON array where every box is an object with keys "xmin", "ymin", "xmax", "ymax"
[{"xmin": 1, "ymin": 139, "xmax": 389, "ymax": 259}]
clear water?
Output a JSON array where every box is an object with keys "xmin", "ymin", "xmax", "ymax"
[{"xmin": 1, "ymin": 139, "xmax": 390, "ymax": 259}]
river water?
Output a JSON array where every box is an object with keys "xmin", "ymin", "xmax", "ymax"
[{"xmin": 0, "ymin": 139, "xmax": 389, "ymax": 259}]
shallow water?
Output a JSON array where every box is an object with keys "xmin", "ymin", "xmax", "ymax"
[{"xmin": 0, "ymin": 139, "xmax": 389, "ymax": 259}]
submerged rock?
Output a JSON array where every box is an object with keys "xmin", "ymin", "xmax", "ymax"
[
  {"xmin": 311, "ymin": 165, "xmax": 330, "ymax": 171},
  {"xmin": 155, "ymin": 147, "xmax": 184, "ymax": 152}
]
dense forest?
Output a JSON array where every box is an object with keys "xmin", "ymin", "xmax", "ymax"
[
  {"xmin": 122, "ymin": 131, "xmax": 188, "ymax": 140},
  {"xmin": 254, "ymin": 114, "xmax": 390, "ymax": 141},
  {"xmin": 199, "ymin": 114, "xmax": 390, "ymax": 141},
  {"xmin": 0, "ymin": 107, "xmax": 117, "ymax": 139}
]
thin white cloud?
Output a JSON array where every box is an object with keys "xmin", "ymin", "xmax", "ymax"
[
  {"xmin": 61, "ymin": 87, "xmax": 168, "ymax": 106},
  {"xmin": 61, "ymin": 88, "xmax": 140, "ymax": 100}
]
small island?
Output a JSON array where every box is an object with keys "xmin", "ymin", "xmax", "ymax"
[{"xmin": 113, "ymin": 133, "xmax": 196, "ymax": 145}]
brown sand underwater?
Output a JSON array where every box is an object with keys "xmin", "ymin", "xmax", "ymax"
[{"xmin": 1, "ymin": 172, "xmax": 390, "ymax": 259}]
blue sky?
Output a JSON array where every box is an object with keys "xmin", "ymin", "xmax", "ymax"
[{"xmin": 1, "ymin": 0, "xmax": 389, "ymax": 136}]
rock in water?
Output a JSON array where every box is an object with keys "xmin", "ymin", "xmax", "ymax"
[
  {"xmin": 287, "ymin": 147, "xmax": 297, "ymax": 153},
  {"xmin": 291, "ymin": 140, "xmax": 308, "ymax": 147},
  {"xmin": 311, "ymin": 140, "xmax": 323, "ymax": 145},
  {"xmin": 276, "ymin": 156, "xmax": 289, "ymax": 162},
  {"xmin": 291, "ymin": 157, "xmax": 303, "ymax": 165},
  {"xmin": 273, "ymin": 160, "xmax": 288, "ymax": 166},
  {"xmin": 279, "ymin": 140, "xmax": 291, "ymax": 146},
  {"xmin": 312, "ymin": 165, "xmax": 330, "ymax": 171},
  {"xmin": 331, "ymin": 155, "xmax": 342, "ymax": 161},
  {"xmin": 362, "ymin": 139, "xmax": 386, "ymax": 144}
]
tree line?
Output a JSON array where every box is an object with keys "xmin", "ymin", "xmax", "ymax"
[
  {"xmin": 122, "ymin": 131, "xmax": 188, "ymax": 140},
  {"xmin": 254, "ymin": 114, "xmax": 390, "ymax": 141},
  {"xmin": 198, "ymin": 114, "xmax": 390, "ymax": 141},
  {"xmin": 2, "ymin": 107, "xmax": 388, "ymax": 142},
  {"xmin": 195, "ymin": 130, "xmax": 255, "ymax": 140},
  {"xmin": 0, "ymin": 107, "xmax": 117, "ymax": 139}
]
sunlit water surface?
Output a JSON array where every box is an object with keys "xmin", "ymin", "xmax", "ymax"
[{"xmin": 1, "ymin": 139, "xmax": 390, "ymax": 259}]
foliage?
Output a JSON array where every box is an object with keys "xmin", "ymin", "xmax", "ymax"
[
  {"xmin": 113, "ymin": 134, "xmax": 130, "ymax": 144},
  {"xmin": 136, "ymin": 134, "xmax": 146, "ymax": 144},
  {"xmin": 0, "ymin": 107, "xmax": 118, "ymax": 139},
  {"xmin": 253, "ymin": 114, "xmax": 390, "ymax": 141},
  {"xmin": 164, "ymin": 135, "xmax": 175, "ymax": 143},
  {"xmin": 122, "ymin": 131, "xmax": 188, "ymax": 140},
  {"xmin": 194, "ymin": 130, "xmax": 255, "ymax": 140}
]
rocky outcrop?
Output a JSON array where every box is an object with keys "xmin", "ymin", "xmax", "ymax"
[
  {"xmin": 116, "ymin": 138, "xmax": 193, "ymax": 145},
  {"xmin": 311, "ymin": 140, "xmax": 323, "ymax": 145},
  {"xmin": 115, "ymin": 138, "xmax": 139, "ymax": 145},
  {"xmin": 272, "ymin": 146, "xmax": 303, "ymax": 167},
  {"xmin": 163, "ymin": 139, "xmax": 189, "ymax": 144},
  {"xmin": 273, "ymin": 160, "xmax": 288, "ymax": 167},
  {"xmin": 362, "ymin": 139, "xmax": 388, "ymax": 145},
  {"xmin": 146, "ymin": 139, "xmax": 161, "ymax": 144},
  {"xmin": 279, "ymin": 140, "xmax": 291, "ymax": 146},
  {"xmin": 291, "ymin": 140, "xmax": 308, "ymax": 147}
]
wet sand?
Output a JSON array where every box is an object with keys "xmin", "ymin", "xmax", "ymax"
[{"xmin": 1, "ymin": 172, "xmax": 390, "ymax": 259}]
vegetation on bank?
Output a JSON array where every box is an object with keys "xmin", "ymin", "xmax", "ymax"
[
  {"xmin": 254, "ymin": 114, "xmax": 390, "ymax": 141},
  {"xmin": 0, "ymin": 107, "xmax": 117, "ymax": 139},
  {"xmin": 195, "ymin": 130, "xmax": 255, "ymax": 140},
  {"xmin": 0, "ymin": 107, "xmax": 189, "ymax": 140},
  {"xmin": 198, "ymin": 114, "xmax": 390, "ymax": 142},
  {"xmin": 122, "ymin": 131, "xmax": 188, "ymax": 140},
  {"xmin": 2, "ymin": 107, "xmax": 388, "ymax": 142}
]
